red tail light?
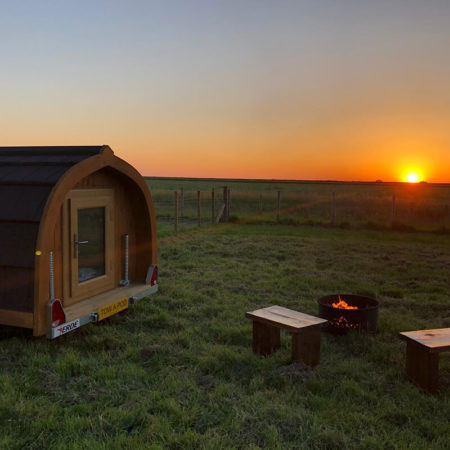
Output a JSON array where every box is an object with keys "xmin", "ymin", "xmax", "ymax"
[
  {"xmin": 151, "ymin": 265, "xmax": 158, "ymax": 286},
  {"xmin": 51, "ymin": 299, "xmax": 66, "ymax": 327}
]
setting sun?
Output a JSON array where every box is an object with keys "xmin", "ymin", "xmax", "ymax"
[{"xmin": 406, "ymin": 173, "xmax": 420, "ymax": 183}]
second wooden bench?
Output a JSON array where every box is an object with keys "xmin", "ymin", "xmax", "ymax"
[{"xmin": 399, "ymin": 327, "xmax": 450, "ymax": 394}]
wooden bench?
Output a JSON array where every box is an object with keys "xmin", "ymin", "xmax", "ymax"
[
  {"xmin": 399, "ymin": 328, "xmax": 450, "ymax": 394},
  {"xmin": 245, "ymin": 305, "xmax": 327, "ymax": 367}
]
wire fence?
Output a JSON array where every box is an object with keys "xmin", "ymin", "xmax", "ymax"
[{"xmin": 148, "ymin": 183, "xmax": 450, "ymax": 233}]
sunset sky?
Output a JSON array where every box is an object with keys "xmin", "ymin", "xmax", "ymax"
[{"xmin": 1, "ymin": 1, "xmax": 449, "ymax": 182}]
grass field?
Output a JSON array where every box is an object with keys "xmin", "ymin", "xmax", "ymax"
[
  {"xmin": 1, "ymin": 222, "xmax": 449, "ymax": 449},
  {"xmin": 146, "ymin": 178, "xmax": 450, "ymax": 232}
]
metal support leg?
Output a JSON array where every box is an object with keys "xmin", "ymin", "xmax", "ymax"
[
  {"xmin": 120, "ymin": 234, "xmax": 130, "ymax": 286},
  {"xmin": 49, "ymin": 251, "xmax": 55, "ymax": 300}
]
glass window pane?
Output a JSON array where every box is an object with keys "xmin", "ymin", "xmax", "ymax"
[{"xmin": 78, "ymin": 207, "xmax": 105, "ymax": 283}]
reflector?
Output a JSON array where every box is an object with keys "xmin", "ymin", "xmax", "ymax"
[
  {"xmin": 51, "ymin": 299, "xmax": 66, "ymax": 327},
  {"xmin": 151, "ymin": 266, "xmax": 158, "ymax": 286}
]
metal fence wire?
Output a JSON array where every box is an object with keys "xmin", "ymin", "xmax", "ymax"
[{"xmin": 149, "ymin": 184, "xmax": 450, "ymax": 232}]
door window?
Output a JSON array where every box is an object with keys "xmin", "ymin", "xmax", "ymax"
[{"xmin": 77, "ymin": 207, "xmax": 106, "ymax": 282}]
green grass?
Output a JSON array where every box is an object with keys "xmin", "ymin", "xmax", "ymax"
[{"xmin": 1, "ymin": 223, "xmax": 449, "ymax": 449}]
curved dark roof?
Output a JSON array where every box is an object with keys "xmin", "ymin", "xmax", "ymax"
[
  {"xmin": 0, "ymin": 146, "xmax": 106, "ymax": 184},
  {"xmin": 0, "ymin": 146, "xmax": 109, "ymax": 312},
  {"xmin": 0, "ymin": 147, "xmax": 108, "ymax": 223}
]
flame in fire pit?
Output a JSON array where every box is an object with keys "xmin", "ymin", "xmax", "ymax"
[{"xmin": 332, "ymin": 295, "xmax": 358, "ymax": 310}]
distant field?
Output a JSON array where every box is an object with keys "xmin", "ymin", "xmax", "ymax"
[
  {"xmin": 1, "ymin": 224, "xmax": 449, "ymax": 448},
  {"xmin": 146, "ymin": 177, "xmax": 450, "ymax": 232}
]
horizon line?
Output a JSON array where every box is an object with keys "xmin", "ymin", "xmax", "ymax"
[{"xmin": 144, "ymin": 175, "xmax": 450, "ymax": 186}]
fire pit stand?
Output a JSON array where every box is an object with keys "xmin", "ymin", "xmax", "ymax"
[{"xmin": 317, "ymin": 294, "xmax": 379, "ymax": 334}]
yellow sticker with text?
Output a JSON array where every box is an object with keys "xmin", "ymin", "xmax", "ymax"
[{"xmin": 98, "ymin": 297, "xmax": 129, "ymax": 321}]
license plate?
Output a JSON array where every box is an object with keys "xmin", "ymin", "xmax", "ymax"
[{"xmin": 98, "ymin": 297, "xmax": 129, "ymax": 321}]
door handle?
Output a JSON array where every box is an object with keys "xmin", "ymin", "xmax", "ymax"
[{"xmin": 73, "ymin": 234, "xmax": 89, "ymax": 258}]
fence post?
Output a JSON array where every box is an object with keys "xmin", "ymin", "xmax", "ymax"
[
  {"xmin": 223, "ymin": 186, "xmax": 229, "ymax": 222},
  {"xmin": 211, "ymin": 188, "xmax": 215, "ymax": 224},
  {"xmin": 392, "ymin": 194, "xmax": 396, "ymax": 222},
  {"xmin": 174, "ymin": 190, "xmax": 179, "ymax": 233},
  {"xmin": 331, "ymin": 192, "xmax": 336, "ymax": 226},
  {"xmin": 276, "ymin": 191, "xmax": 281, "ymax": 222},
  {"xmin": 180, "ymin": 187, "xmax": 184, "ymax": 219},
  {"xmin": 197, "ymin": 190, "xmax": 201, "ymax": 227}
]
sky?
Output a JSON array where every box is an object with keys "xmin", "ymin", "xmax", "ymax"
[{"xmin": 1, "ymin": 1, "xmax": 449, "ymax": 182}]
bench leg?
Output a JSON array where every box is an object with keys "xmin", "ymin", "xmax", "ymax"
[
  {"xmin": 291, "ymin": 326, "xmax": 321, "ymax": 367},
  {"xmin": 252, "ymin": 321, "xmax": 280, "ymax": 356},
  {"xmin": 405, "ymin": 341, "xmax": 439, "ymax": 394}
]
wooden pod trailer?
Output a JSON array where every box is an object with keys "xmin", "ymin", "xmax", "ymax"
[{"xmin": 0, "ymin": 146, "xmax": 158, "ymax": 338}]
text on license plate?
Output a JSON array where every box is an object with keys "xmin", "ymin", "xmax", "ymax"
[{"xmin": 98, "ymin": 297, "xmax": 129, "ymax": 321}]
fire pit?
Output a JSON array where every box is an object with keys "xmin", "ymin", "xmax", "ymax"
[{"xmin": 317, "ymin": 294, "xmax": 379, "ymax": 334}]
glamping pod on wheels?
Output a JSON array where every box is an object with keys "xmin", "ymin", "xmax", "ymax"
[{"xmin": 0, "ymin": 146, "xmax": 158, "ymax": 338}]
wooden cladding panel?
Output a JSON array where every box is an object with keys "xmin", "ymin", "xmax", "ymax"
[
  {"xmin": 0, "ymin": 267, "xmax": 34, "ymax": 313},
  {"xmin": 0, "ymin": 309, "xmax": 33, "ymax": 328},
  {"xmin": 128, "ymin": 188, "xmax": 152, "ymax": 281}
]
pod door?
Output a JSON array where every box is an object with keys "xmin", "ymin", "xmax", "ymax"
[{"xmin": 64, "ymin": 189, "xmax": 115, "ymax": 305}]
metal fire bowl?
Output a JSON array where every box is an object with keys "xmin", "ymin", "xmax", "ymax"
[{"xmin": 317, "ymin": 294, "xmax": 379, "ymax": 334}]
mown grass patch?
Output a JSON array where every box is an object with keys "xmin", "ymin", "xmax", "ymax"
[{"xmin": 0, "ymin": 224, "xmax": 449, "ymax": 449}]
